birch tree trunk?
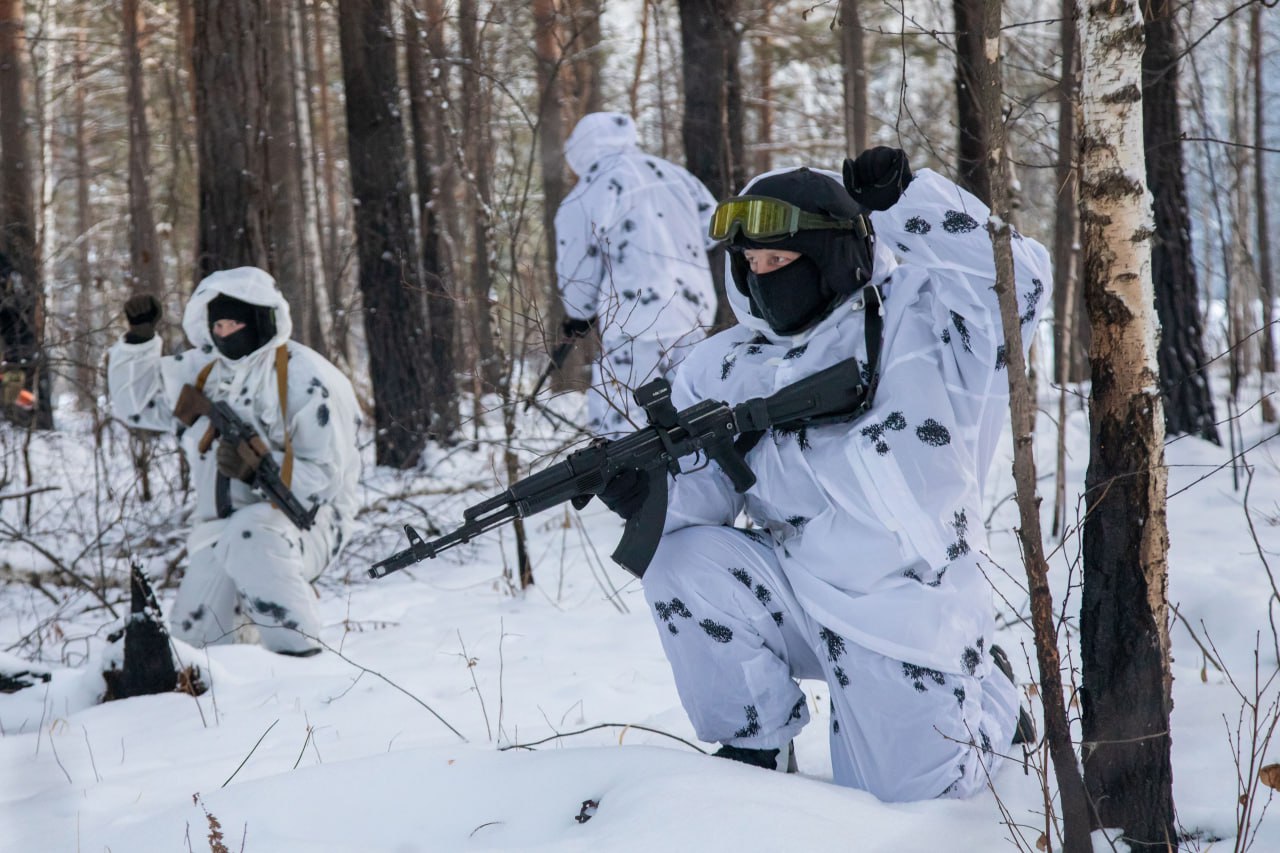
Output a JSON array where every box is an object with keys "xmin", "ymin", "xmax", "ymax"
[
  {"xmin": 72, "ymin": 23, "xmax": 96, "ymax": 408},
  {"xmin": 978, "ymin": 1, "xmax": 1090, "ymax": 847},
  {"xmin": 1078, "ymin": 2, "xmax": 1176, "ymax": 846}
]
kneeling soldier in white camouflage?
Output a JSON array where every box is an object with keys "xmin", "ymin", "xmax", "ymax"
[
  {"xmin": 108, "ymin": 267, "xmax": 361, "ymax": 657},
  {"xmin": 597, "ymin": 148, "xmax": 1042, "ymax": 800}
]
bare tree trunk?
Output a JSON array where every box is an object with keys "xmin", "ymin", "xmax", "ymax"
[
  {"xmin": 72, "ymin": 23, "xmax": 96, "ymax": 409},
  {"xmin": 264, "ymin": 0, "xmax": 311, "ymax": 341},
  {"xmin": 1143, "ymin": 0, "xmax": 1218, "ymax": 444},
  {"xmin": 678, "ymin": 0, "xmax": 741, "ymax": 330},
  {"xmin": 1053, "ymin": 1, "xmax": 1087, "ymax": 385},
  {"xmin": 302, "ymin": 0, "xmax": 350, "ymax": 362},
  {"xmin": 337, "ymin": 0, "xmax": 434, "ymax": 468},
  {"xmin": 977, "ymin": 1, "xmax": 1091, "ymax": 848},
  {"xmin": 457, "ymin": 0, "xmax": 502, "ymax": 391},
  {"xmin": 952, "ymin": 0, "xmax": 989, "ymax": 203},
  {"xmin": 1079, "ymin": 2, "xmax": 1176, "ymax": 846},
  {"xmin": 405, "ymin": 0, "xmax": 459, "ymax": 441},
  {"xmin": 122, "ymin": 0, "xmax": 164, "ymax": 299},
  {"xmin": 753, "ymin": 21, "xmax": 772, "ymax": 176},
  {"xmin": 1252, "ymin": 3, "xmax": 1276, "ymax": 423},
  {"xmin": 565, "ymin": 0, "xmax": 604, "ymax": 116},
  {"xmin": 191, "ymin": 0, "xmax": 271, "ymax": 276},
  {"xmin": 838, "ymin": 0, "xmax": 867, "ymax": 157},
  {"xmin": 0, "ymin": 0, "xmax": 51, "ymax": 428}
]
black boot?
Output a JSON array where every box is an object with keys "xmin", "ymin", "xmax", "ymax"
[
  {"xmin": 990, "ymin": 644, "xmax": 1037, "ymax": 746},
  {"xmin": 713, "ymin": 741, "xmax": 798, "ymax": 773}
]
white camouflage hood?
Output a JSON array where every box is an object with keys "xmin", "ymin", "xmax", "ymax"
[
  {"xmin": 564, "ymin": 112, "xmax": 640, "ymax": 176},
  {"xmin": 182, "ymin": 266, "xmax": 292, "ymax": 356}
]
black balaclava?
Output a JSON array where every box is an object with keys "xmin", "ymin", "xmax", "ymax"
[
  {"xmin": 728, "ymin": 168, "xmax": 875, "ymax": 336},
  {"xmin": 208, "ymin": 293, "xmax": 276, "ymax": 361}
]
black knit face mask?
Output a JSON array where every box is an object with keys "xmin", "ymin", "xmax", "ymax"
[
  {"xmin": 746, "ymin": 254, "xmax": 835, "ymax": 336},
  {"xmin": 212, "ymin": 326, "xmax": 261, "ymax": 361}
]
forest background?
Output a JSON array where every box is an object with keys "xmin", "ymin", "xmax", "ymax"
[{"xmin": 0, "ymin": 0, "xmax": 1277, "ymax": 851}]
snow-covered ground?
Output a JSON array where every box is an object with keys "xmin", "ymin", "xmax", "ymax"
[{"xmin": 1, "ymin": 371, "xmax": 1278, "ymax": 852}]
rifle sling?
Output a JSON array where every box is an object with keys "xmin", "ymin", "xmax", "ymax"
[
  {"xmin": 186, "ymin": 344, "xmax": 294, "ymax": 519},
  {"xmin": 733, "ymin": 283, "xmax": 885, "ymax": 458}
]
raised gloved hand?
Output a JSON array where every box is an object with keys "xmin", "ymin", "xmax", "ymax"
[
  {"xmin": 123, "ymin": 294, "xmax": 162, "ymax": 343},
  {"xmin": 598, "ymin": 467, "xmax": 650, "ymax": 521},
  {"xmin": 561, "ymin": 315, "xmax": 597, "ymax": 340},
  {"xmin": 216, "ymin": 439, "xmax": 256, "ymax": 484},
  {"xmin": 842, "ymin": 146, "xmax": 913, "ymax": 212}
]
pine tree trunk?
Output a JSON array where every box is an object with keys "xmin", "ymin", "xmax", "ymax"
[
  {"xmin": 123, "ymin": 0, "xmax": 164, "ymax": 300},
  {"xmin": 191, "ymin": 0, "xmax": 271, "ymax": 276},
  {"xmin": 1079, "ymin": 2, "xmax": 1176, "ymax": 846},
  {"xmin": 405, "ymin": 0, "xmax": 459, "ymax": 441},
  {"xmin": 337, "ymin": 0, "xmax": 434, "ymax": 468},
  {"xmin": 1251, "ymin": 4, "xmax": 1276, "ymax": 422},
  {"xmin": 952, "ymin": 0, "xmax": 989, "ymax": 203},
  {"xmin": 0, "ymin": 0, "xmax": 51, "ymax": 429},
  {"xmin": 72, "ymin": 24, "xmax": 96, "ymax": 409},
  {"xmin": 678, "ymin": 0, "xmax": 740, "ymax": 330},
  {"xmin": 457, "ymin": 0, "xmax": 502, "ymax": 392},
  {"xmin": 838, "ymin": 0, "xmax": 867, "ymax": 158},
  {"xmin": 264, "ymin": 0, "xmax": 312, "ymax": 343},
  {"xmin": 1143, "ymin": 0, "xmax": 1218, "ymax": 444}
]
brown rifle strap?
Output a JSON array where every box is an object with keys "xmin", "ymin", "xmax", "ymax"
[
  {"xmin": 193, "ymin": 361, "xmax": 217, "ymax": 453},
  {"xmin": 275, "ymin": 345, "xmax": 293, "ymax": 489}
]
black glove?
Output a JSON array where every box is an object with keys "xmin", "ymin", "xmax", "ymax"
[
  {"xmin": 842, "ymin": 146, "xmax": 913, "ymax": 212},
  {"xmin": 216, "ymin": 439, "xmax": 256, "ymax": 484},
  {"xmin": 123, "ymin": 294, "xmax": 162, "ymax": 344},
  {"xmin": 598, "ymin": 467, "xmax": 650, "ymax": 521},
  {"xmin": 561, "ymin": 316, "xmax": 596, "ymax": 340}
]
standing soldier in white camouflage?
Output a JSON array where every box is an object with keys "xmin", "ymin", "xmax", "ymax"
[{"xmin": 553, "ymin": 112, "xmax": 719, "ymax": 435}]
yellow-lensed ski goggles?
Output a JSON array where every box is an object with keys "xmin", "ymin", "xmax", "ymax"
[{"xmin": 708, "ymin": 196, "xmax": 869, "ymax": 243}]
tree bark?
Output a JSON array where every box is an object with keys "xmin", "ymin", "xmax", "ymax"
[
  {"xmin": 191, "ymin": 0, "xmax": 271, "ymax": 277},
  {"xmin": 952, "ymin": 0, "xmax": 989, "ymax": 203},
  {"xmin": 678, "ymin": 0, "xmax": 741, "ymax": 330},
  {"xmin": 405, "ymin": 0, "xmax": 459, "ymax": 441},
  {"xmin": 457, "ymin": 0, "xmax": 502, "ymax": 391},
  {"xmin": 1251, "ymin": 3, "xmax": 1275, "ymax": 422},
  {"xmin": 1053, "ymin": 1, "xmax": 1088, "ymax": 385},
  {"xmin": 0, "ymin": 0, "xmax": 51, "ymax": 428},
  {"xmin": 1079, "ymin": 2, "xmax": 1176, "ymax": 847},
  {"xmin": 264, "ymin": 0, "xmax": 312, "ymax": 342},
  {"xmin": 978, "ymin": 2, "xmax": 1091, "ymax": 848},
  {"xmin": 838, "ymin": 0, "xmax": 867, "ymax": 158},
  {"xmin": 122, "ymin": 0, "xmax": 164, "ymax": 300},
  {"xmin": 1143, "ymin": 0, "xmax": 1218, "ymax": 444},
  {"xmin": 337, "ymin": 0, "xmax": 434, "ymax": 468},
  {"xmin": 72, "ymin": 23, "xmax": 96, "ymax": 409}
]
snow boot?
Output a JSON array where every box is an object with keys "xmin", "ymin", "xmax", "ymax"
[
  {"xmin": 990, "ymin": 644, "xmax": 1037, "ymax": 746},
  {"xmin": 713, "ymin": 741, "xmax": 798, "ymax": 773}
]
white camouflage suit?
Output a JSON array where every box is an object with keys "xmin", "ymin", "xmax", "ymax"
[
  {"xmin": 108, "ymin": 267, "xmax": 361, "ymax": 655},
  {"xmin": 644, "ymin": 168, "xmax": 1051, "ymax": 800},
  {"xmin": 554, "ymin": 112, "xmax": 719, "ymax": 435}
]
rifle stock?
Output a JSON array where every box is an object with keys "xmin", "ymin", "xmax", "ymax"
[{"xmin": 371, "ymin": 355, "xmax": 870, "ymax": 580}]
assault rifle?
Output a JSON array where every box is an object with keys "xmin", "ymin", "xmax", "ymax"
[
  {"xmin": 371, "ymin": 354, "xmax": 870, "ymax": 580},
  {"xmin": 174, "ymin": 384, "xmax": 320, "ymax": 531}
]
